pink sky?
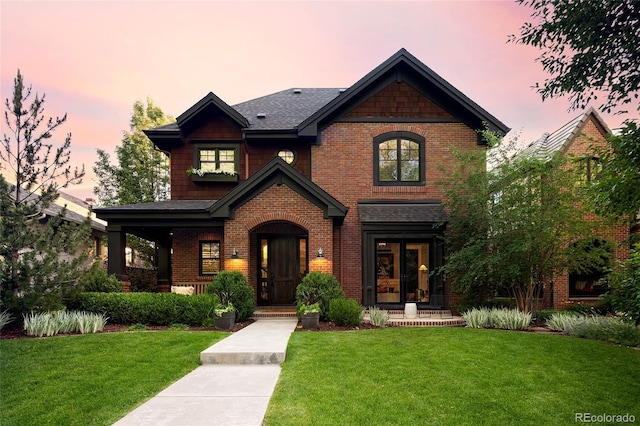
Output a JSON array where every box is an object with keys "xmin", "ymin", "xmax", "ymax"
[{"xmin": 1, "ymin": 1, "xmax": 636, "ymax": 202}]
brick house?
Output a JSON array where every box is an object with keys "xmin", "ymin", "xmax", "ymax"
[
  {"xmin": 518, "ymin": 108, "xmax": 630, "ymax": 309},
  {"xmin": 95, "ymin": 48, "xmax": 510, "ymax": 309}
]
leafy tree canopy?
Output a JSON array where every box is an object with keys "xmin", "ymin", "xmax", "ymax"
[{"xmin": 510, "ymin": 0, "xmax": 640, "ymax": 114}]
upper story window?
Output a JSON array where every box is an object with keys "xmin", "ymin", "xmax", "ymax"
[
  {"xmin": 373, "ymin": 132, "xmax": 425, "ymax": 186},
  {"xmin": 277, "ymin": 149, "xmax": 295, "ymax": 164},
  {"xmin": 576, "ymin": 156, "xmax": 602, "ymax": 184},
  {"xmin": 190, "ymin": 142, "xmax": 240, "ymax": 182}
]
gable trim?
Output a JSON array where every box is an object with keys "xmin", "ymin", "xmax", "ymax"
[
  {"xmin": 177, "ymin": 92, "xmax": 249, "ymax": 129},
  {"xmin": 297, "ymin": 48, "xmax": 510, "ymax": 142},
  {"xmin": 209, "ymin": 157, "xmax": 348, "ymax": 223}
]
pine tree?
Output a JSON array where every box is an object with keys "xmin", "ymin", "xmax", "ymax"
[{"xmin": 0, "ymin": 70, "xmax": 89, "ymax": 314}]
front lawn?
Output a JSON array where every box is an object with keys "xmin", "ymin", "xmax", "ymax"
[
  {"xmin": 0, "ymin": 331, "xmax": 228, "ymax": 426},
  {"xmin": 265, "ymin": 328, "xmax": 640, "ymax": 425}
]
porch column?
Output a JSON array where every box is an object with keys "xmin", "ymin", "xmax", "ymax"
[
  {"xmin": 156, "ymin": 242, "xmax": 171, "ymax": 289},
  {"xmin": 107, "ymin": 225, "xmax": 128, "ymax": 281}
]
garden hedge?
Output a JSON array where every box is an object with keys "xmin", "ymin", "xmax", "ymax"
[{"xmin": 69, "ymin": 292, "xmax": 219, "ymax": 326}]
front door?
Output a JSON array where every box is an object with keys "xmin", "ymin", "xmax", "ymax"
[
  {"xmin": 258, "ymin": 236, "xmax": 308, "ymax": 305},
  {"xmin": 270, "ymin": 237, "xmax": 298, "ymax": 305}
]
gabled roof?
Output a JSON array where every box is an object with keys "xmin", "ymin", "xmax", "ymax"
[
  {"xmin": 298, "ymin": 48, "xmax": 510, "ymax": 141},
  {"xmin": 177, "ymin": 92, "xmax": 249, "ymax": 129},
  {"xmin": 519, "ymin": 107, "xmax": 611, "ymax": 160},
  {"xmin": 146, "ymin": 48, "xmax": 508, "ymax": 148},
  {"xmin": 209, "ymin": 157, "xmax": 348, "ymax": 223}
]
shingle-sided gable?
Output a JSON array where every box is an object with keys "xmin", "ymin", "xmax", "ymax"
[
  {"xmin": 298, "ymin": 48, "xmax": 510, "ymax": 142},
  {"xmin": 519, "ymin": 107, "xmax": 611, "ymax": 160}
]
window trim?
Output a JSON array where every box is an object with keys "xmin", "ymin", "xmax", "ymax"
[
  {"xmin": 199, "ymin": 240, "xmax": 221, "ymax": 276},
  {"xmin": 191, "ymin": 142, "xmax": 241, "ymax": 182},
  {"xmin": 373, "ymin": 131, "xmax": 425, "ymax": 186}
]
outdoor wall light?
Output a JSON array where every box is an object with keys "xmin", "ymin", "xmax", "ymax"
[
  {"xmin": 317, "ymin": 248, "xmax": 324, "ymax": 258},
  {"xmin": 231, "ymin": 248, "xmax": 239, "ymax": 259}
]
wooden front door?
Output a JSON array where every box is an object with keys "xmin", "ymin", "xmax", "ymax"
[{"xmin": 269, "ymin": 237, "xmax": 299, "ymax": 305}]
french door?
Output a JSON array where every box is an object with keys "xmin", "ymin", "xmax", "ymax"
[{"xmin": 376, "ymin": 240, "xmax": 430, "ymax": 305}]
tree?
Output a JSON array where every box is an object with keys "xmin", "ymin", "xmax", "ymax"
[
  {"xmin": 93, "ymin": 98, "xmax": 173, "ymax": 264},
  {"xmin": 440, "ymin": 134, "xmax": 607, "ymax": 312},
  {"xmin": 93, "ymin": 98, "xmax": 172, "ymax": 205},
  {"xmin": 512, "ymin": 0, "xmax": 640, "ymax": 220},
  {"xmin": 510, "ymin": 0, "xmax": 640, "ymax": 115},
  {"xmin": 0, "ymin": 70, "xmax": 89, "ymax": 314}
]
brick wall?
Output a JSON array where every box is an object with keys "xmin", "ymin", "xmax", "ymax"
[
  {"xmin": 313, "ymin": 121, "xmax": 482, "ymax": 300},
  {"xmin": 551, "ymin": 114, "xmax": 630, "ymax": 309},
  {"xmin": 171, "ymin": 227, "xmax": 224, "ymax": 285},
  {"xmin": 223, "ymin": 184, "xmax": 334, "ymax": 298}
]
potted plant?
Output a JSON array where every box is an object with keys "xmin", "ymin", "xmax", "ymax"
[
  {"xmin": 299, "ymin": 302, "xmax": 320, "ymax": 330},
  {"xmin": 214, "ymin": 302, "xmax": 236, "ymax": 330}
]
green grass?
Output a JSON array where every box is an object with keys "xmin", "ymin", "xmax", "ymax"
[
  {"xmin": 265, "ymin": 328, "xmax": 640, "ymax": 426},
  {"xmin": 0, "ymin": 330, "xmax": 228, "ymax": 426}
]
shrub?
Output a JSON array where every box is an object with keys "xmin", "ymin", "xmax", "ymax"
[
  {"xmin": 462, "ymin": 308, "xmax": 490, "ymax": 328},
  {"xmin": 205, "ymin": 271, "xmax": 255, "ymax": 322},
  {"xmin": 569, "ymin": 316, "xmax": 640, "ymax": 347},
  {"xmin": 608, "ymin": 243, "xmax": 640, "ymax": 325},
  {"xmin": 70, "ymin": 292, "xmax": 218, "ymax": 326},
  {"xmin": 463, "ymin": 308, "xmax": 531, "ymax": 330},
  {"xmin": 534, "ymin": 309, "xmax": 556, "ymax": 323},
  {"xmin": 79, "ymin": 263, "xmax": 123, "ymax": 293},
  {"xmin": 488, "ymin": 308, "xmax": 532, "ymax": 330},
  {"xmin": 546, "ymin": 312, "xmax": 586, "ymax": 332},
  {"xmin": 22, "ymin": 310, "xmax": 107, "ymax": 337},
  {"xmin": 328, "ymin": 299, "xmax": 363, "ymax": 326},
  {"xmin": 0, "ymin": 310, "xmax": 14, "ymax": 331},
  {"xmin": 368, "ymin": 306, "xmax": 389, "ymax": 327},
  {"xmin": 296, "ymin": 272, "xmax": 345, "ymax": 320}
]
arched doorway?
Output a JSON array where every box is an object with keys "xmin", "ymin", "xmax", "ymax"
[{"xmin": 252, "ymin": 222, "xmax": 308, "ymax": 306}]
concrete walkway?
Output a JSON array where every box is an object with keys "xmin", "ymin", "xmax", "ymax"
[{"xmin": 113, "ymin": 319, "xmax": 298, "ymax": 426}]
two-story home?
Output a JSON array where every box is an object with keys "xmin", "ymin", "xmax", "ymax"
[
  {"xmin": 95, "ymin": 49, "xmax": 509, "ymax": 309},
  {"xmin": 518, "ymin": 108, "xmax": 630, "ymax": 309}
]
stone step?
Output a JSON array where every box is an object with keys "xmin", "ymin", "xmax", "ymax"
[{"xmin": 200, "ymin": 319, "xmax": 298, "ymax": 365}]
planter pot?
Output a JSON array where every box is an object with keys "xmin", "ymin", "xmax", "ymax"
[
  {"xmin": 215, "ymin": 311, "xmax": 236, "ymax": 330},
  {"xmin": 301, "ymin": 312, "xmax": 320, "ymax": 330}
]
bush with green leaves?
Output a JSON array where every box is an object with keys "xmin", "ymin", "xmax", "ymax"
[
  {"xmin": 296, "ymin": 272, "xmax": 346, "ymax": 320},
  {"xmin": 608, "ymin": 243, "xmax": 640, "ymax": 325},
  {"xmin": 70, "ymin": 292, "xmax": 218, "ymax": 326},
  {"xmin": 205, "ymin": 271, "xmax": 254, "ymax": 322},
  {"xmin": 328, "ymin": 299, "xmax": 363, "ymax": 326},
  {"xmin": 79, "ymin": 263, "xmax": 123, "ymax": 292},
  {"xmin": 534, "ymin": 310, "xmax": 557, "ymax": 323},
  {"xmin": 368, "ymin": 306, "xmax": 389, "ymax": 327}
]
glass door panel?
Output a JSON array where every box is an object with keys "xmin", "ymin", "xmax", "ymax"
[{"xmin": 376, "ymin": 240, "xmax": 429, "ymax": 304}]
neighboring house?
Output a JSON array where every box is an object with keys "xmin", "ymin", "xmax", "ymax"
[
  {"xmin": 517, "ymin": 107, "xmax": 630, "ymax": 309},
  {"xmin": 95, "ymin": 48, "xmax": 509, "ymax": 309},
  {"xmin": 1, "ymin": 173, "xmax": 107, "ymax": 262}
]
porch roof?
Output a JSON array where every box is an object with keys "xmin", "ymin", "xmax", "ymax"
[{"xmin": 358, "ymin": 200, "xmax": 446, "ymax": 224}]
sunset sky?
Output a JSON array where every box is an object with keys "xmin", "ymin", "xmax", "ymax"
[{"xmin": 2, "ymin": 1, "xmax": 636, "ymax": 202}]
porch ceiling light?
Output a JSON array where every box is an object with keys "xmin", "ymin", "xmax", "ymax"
[
  {"xmin": 231, "ymin": 248, "xmax": 239, "ymax": 259},
  {"xmin": 317, "ymin": 248, "xmax": 324, "ymax": 258}
]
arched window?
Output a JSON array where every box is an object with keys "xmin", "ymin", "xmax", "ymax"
[{"xmin": 373, "ymin": 132, "xmax": 425, "ymax": 185}]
